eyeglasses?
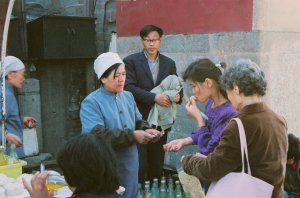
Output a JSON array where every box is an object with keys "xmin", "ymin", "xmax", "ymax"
[{"xmin": 143, "ymin": 38, "xmax": 160, "ymax": 44}]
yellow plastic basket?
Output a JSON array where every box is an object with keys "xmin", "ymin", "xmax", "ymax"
[{"xmin": 0, "ymin": 158, "xmax": 27, "ymax": 178}]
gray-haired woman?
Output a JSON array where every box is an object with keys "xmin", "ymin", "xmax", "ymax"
[{"xmin": 181, "ymin": 59, "xmax": 288, "ymax": 198}]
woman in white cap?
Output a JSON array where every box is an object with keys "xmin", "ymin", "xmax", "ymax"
[
  {"xmin": 80, "ymin": 52, "xmax": 162, "ymax": 198},
  {"xmin": 1, "ymin": 56, "xmax": 36, "ymax": 158}
]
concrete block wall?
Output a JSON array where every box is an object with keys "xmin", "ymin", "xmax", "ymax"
[
  {"xmin": 253, "ymin": 0, "xmax": 300, "ymax": 135},
  {"xmin": 259, "ymin": 32, "xmax": 300, "ymax": 135}
]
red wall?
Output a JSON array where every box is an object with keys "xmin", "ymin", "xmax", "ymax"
[{"xmin": 117, "ymin": 0, "xmax": 253, "ymax": 36}]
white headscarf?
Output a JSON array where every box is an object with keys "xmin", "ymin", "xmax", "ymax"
[{"xmin": 3, "ymin": 56, "xmax": 25, "ymax": 76}]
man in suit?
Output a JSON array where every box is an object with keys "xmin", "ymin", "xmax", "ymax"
[{"xmin": 124, "ymin": 25, "xmax": 181, "ymax": 184}]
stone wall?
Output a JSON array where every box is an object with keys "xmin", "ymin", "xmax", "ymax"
[
  {"xmin": 259, "ymin": 32, "xmax": 300, "ymax": 135},
  {"xmin": 253, "ymin": 0, "xmax": 300, "ymax": 136}
]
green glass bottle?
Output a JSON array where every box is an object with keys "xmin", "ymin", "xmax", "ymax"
[
  {"xmin": 8, "ymin": 144, "xmax": 18, "ymax": 165},
  {"xmin": 174, "ymin": 180, "xmax": 183, "ymax": 198},
  {"xmin": 145, "ymin": 180, "xmax": 150, "ymax": 186},
  {"xmin": 151, "ymin": 178, "xmax": 159, "ymax": 198},
  {"xmin": 137, "ymin": 183, "xmax": 143, "ymax": 198},
  {"xmin": 144, "ymin": 182, "xmax": 151, "ymax": 198},
  {"xmin": 160, "ymin": 179, "xmax": 167, "ymax": 198},
  {"xmin": 167, "ymin": 176, "xmax": 174, "ymax": 198},
  {"xmin": 184, "ymin": 192, "xmax": 191, "ymax": 198}
]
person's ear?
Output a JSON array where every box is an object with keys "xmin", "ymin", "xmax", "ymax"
[
  {"xmin": 233, "ymin": 85, "xmax": 240, "ymax": 95},
  {"xmin": 6, "ymin": 71, "xmax": 15, "ymax": 80},
  {"xmin": 100, "ymin": 77, "xmax": 107, "ymax": 85},
  {"xmin": 204, "ymin": 78, "xmax": 213, "ymax": 88}
]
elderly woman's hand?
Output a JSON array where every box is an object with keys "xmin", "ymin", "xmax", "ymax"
[
  {"xmin": 163, "ymin": 139, "xmax": 184, "ymax": 152},
  {"xmin": 163, "ymin": 137, "xmax": 193, "ymax": 152}
]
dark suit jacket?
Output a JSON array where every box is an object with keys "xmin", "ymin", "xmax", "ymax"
[{"xmin": 124, "ymin": 51, "xmax": 177, "ymax": 119}]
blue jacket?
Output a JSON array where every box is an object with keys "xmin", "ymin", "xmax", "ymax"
[
  {"xmin": 0, "ymin": 83, "xmax": 25, "ymax": 158},
  {"xmin": 80, "ymin": 86, "xmax": 142, "ymax": 198}
]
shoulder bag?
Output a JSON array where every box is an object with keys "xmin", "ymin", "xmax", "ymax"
[{"xmin": 206, "ymin": 118, "xmax": 274, "ymax": 198}]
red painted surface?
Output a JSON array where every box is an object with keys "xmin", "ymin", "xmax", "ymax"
[{"xmin": 117, "ymin": 0, "xmax": 253, "ymax": 36}]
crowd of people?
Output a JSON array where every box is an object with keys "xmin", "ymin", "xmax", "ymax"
[{"xmin": 1, "ymin": 24, "xmax": 296, "ymax": 198}]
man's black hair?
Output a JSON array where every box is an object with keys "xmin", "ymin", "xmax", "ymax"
[{"xmin": 140, "ymin": 25, "xmax": 163, "ymax": 38}]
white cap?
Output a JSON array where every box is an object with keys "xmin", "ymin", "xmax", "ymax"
[
  {"xmin": 3, "ymin": 56, "xmax": 25, "ymax": 76},
  {"xmin": 94, "ymin": 52, "xmax": 124, "ymax": 79}
]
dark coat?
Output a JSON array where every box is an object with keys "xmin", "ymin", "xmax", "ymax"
[
  {"xmin": 182, "ymin": 102, "xmax": 288, "ymax": 198},
  {"xmin": 124, "ymin": 51, "xmax": 177, "ymax": 119},
  {"xmin": 284, "ymin": 160, "xmax": 300, "ymax": 195}
]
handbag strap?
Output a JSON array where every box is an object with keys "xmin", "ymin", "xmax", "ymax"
[{"xmin": 232, "ymin": 118, "xmax": 252, "ymax": 175}]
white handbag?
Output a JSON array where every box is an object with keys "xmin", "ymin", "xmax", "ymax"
[{"xmin": 206, "ymin": 118, "xmax": 274, "ymax": 198}]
